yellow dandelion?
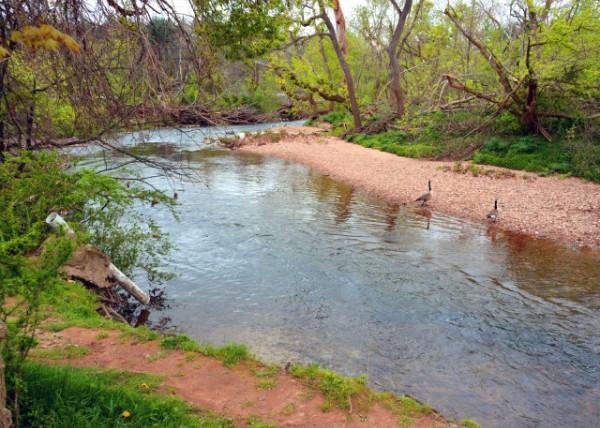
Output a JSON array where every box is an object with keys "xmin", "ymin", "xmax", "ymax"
[
  {"xmin": 141, "ymin": 383, "xmax": 150, "ymax": 389},
  {"xmin": 122, "ymin": 410, "xmax": 131, "ymax": 418}
]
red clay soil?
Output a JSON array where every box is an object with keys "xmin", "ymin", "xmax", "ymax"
[{"xmin": 35, "ymin": 327, "xmax": 455, "ymax": 428}]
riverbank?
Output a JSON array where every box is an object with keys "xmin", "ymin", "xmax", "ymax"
[
  {"xmin": 34, "ymin": 327, "xmax": 456, "ymax": 427},
  {"xmin": 235, "ymin": 125, "xmax": 600, "ymax": 249}
]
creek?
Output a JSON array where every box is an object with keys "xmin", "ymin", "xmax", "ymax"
[{"xmin": 75, "ymin": 122, "xmax": 600, "ymax": 427}]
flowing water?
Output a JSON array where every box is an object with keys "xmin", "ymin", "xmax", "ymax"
[{"xmin": 75, "ymin": 123, "xmax": 600, "ymax": 427}]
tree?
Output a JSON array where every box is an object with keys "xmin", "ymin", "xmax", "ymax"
[
  {"xmin": 0, "ymin": 151, "xmax": 175, "ymax": 424},
  {"xmin": 352, "ymin": 0, "xmax": 391, "ymax": 108},
  {"xmin": 387, "ymin": 0, "xmax": 414, "ymax": 118},
  {"xmin": 0, "ymin": 0, "xmax": 208, "ymax": 160},
  {"xmin": 194, "ymin": 0, "xmax": 290, "ymax": 62},
  {"xmin": 302, "ymin": 0, "xmax": 362, "ymax": 129},
  {"xmin": 443, "ymin": 0, "xmax": 600, "ymax": 139}
]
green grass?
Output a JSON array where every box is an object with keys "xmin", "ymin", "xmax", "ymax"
[
  {"xmin": 346, "ymin": 131, "xmax": 442, "ymax": 158},
  {"xmin": 38, "ymin": 280, "xmax": 163, "ymax": 346},
  {"xmin": 376, "ymin": 391, "xmax": 434, "ymax": 421},
  {"xmin": 250, "ymin": 364, "xmax": 280, "ymax": 378},
  {"xmin": 161, "ymin": 334, "xmax": 202, "ymax": 352},
  {"xmin": 30, "ymin": 345, "xmax": 91, "ymax": 360},
  {"xmin": 38, "ymin": 279, "xmax": 125, "ymax": 332},
  {"xmin": 255, "ymin": 379, "xmax": 276, "ymax": 390},
  {"xmin": 245, "ymin": 414, "xmax": 276, "ymax": 428},
  {"xmin": 343, "ymin": 111, "xmax": 482, "ymax": 159},
  {"xmin": 474, "ymin": 134, "xmax": 600, "ymax": 181},
  {"xmin": 11, "ymin": 362, "xmax": 233, "ymax": 427},
  {"xmin": 460, "ymin": 417, "xmax": 482, "ymax": 427},
  {"xmin": 251, "ymin": 364, "xmax": 279, "ymax": 390},
  {"xmin": 315, "ymin": 110, "xmax": 600, "ymax": 182},
  {"xmin": 315, "ymin": 110, "xmax": 354, "ymax": 127},
  {"xmin": 287, "ymin": 363, "xmax": 370, "ymax": 411},
  {"xmin": 161, "ymin": 334, "xmax": 252, "ymax": 368},
  {"xmin": 285, "ymin": 362, "xmax": 457, "ymax": 424}
]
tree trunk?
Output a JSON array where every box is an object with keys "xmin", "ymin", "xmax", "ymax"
[
  {"xmin": 333, "ymin": 0, "xmax": 348, "ymax": 56},
  {"xmin": 319, "ymin": 7, "xmax": 362, "ymax": 130},
  {"xmin": 520, "ymin": 79, "xmax": 539, "ymax": 132},
  {"xmin": 387, "ymin": 0, "xmax": 413, "ymax": 118}
]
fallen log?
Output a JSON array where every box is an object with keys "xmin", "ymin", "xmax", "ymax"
[{"xmin": 46, "ymin": 212, "xmax": 151, "ymax": 305}]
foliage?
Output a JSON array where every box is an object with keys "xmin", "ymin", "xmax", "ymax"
[
  {"xmin": 316, "ymin": 108, "xmax": 600, "ymax": 181},
  {"xmin": 9, "ymin": 362, "xmax": 233, "ymax": 427},
  {"xmin": 0, "ymin": 151, "xmax": 175, "ymax": 420},
  {"xmin": 317, "ymin": 111, "xmax": 354, "ymax": 128},
  {"xmin": 195, "ymin": 0, "xmax": 290, "ymax": 61},
  {"xmin": 474, "ymin": 131, "xmax": 600, "ymax": 181},
  {"xmin": 10, "ymin": 25, "xmax": 80, "ymax": 54}
]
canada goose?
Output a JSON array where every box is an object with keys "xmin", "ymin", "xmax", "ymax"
[
  {"xmin": 487, "ymin": 199, "xmax": 498, "ymax": 223},
  {"xmin": 415, "ymin": 180, "xmax": 432, "ymax": 206}
]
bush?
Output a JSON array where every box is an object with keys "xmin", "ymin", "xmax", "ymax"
[
  {"xmin": 0, "ymin": 151, "xmax": 176, "ymax": 421},
  {"xmin": 482, "ymin": 138, "xmax": 509, "ymax": 153},
  {"xmin": 346, "ymin": 131, "xmax": 439, "ymax": 158},
  {"xmin": 508, "ymin": 136, "xmax": 540, "ymax": 154},
  {"xmin": 319, "ymin": 111, "xmax": 353, "ymax": 127}
]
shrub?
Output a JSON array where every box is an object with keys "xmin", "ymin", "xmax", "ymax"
[
  {"xmin": 0, "ymin": 151, "xmax": 176, "ymax": 421},
  {"xmin": 320, "ymin": 111, "xmax": 353, "ymax": 127}
]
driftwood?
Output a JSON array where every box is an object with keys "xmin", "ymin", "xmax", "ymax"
[
  {"xmin": 138, "ymin": 104, "xmax": 285, "ymax": 127},
  {"xmin": 46, "ymin": 213, "xmax": 151, "ymax": 305}
]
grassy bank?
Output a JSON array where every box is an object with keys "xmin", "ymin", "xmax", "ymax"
[
  {"xmin": 1, "ymin": 150, "xmax": 478, "ymax": 427},
  {"xmin": 309, "ymin": 111, "xmax": 600, "ymax": 183},
  {"xmin": 12, "ymin": 362, "xmax": 230, "ymax": 427},
  {"xmin": 14, "ymin": 281, "xmax": 478, "ymax": 427}
]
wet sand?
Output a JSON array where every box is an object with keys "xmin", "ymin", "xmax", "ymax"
[{"xmin": 235, "ymin": 126, "xmax": 600, "ymax": 249}]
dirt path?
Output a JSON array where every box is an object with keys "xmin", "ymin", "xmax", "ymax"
[
  {"xmin": 36, "ymin": 327, "xmax": 454, "ymax": 427},
  {"xmin": 235, "ymin": 126, "xmax": 600, "ymax": 249}
]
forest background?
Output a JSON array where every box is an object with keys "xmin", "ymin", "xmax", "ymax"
[{"xmin": 1, "ymin": 0, "xmax": 598, "ymax": 180}]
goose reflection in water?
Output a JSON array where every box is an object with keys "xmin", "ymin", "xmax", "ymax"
[{"xmin": 415, "ymin": 208, "xmax": 432, "ymax": 230}]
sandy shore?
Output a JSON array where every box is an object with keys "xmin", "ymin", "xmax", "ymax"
[{"xmin": 235, "ymin": 126, "xmax": 600, "ymax": 249}]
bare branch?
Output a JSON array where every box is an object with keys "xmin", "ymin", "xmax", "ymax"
[{"xmin": 444, "ymin": 6, "xmax": 522, "ymax": 107}]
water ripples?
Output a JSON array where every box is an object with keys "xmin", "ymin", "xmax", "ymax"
[{"xmin": 83, "ymin": 125, "xmax": 600, "ymax": 428}]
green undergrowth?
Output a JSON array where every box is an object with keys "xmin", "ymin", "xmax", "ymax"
[
  {"xmin": 10, "ymin": 362, "xmax": 232, "ymax": 427},
  {"xmin": 473, "ymin": 134, "xmax": 600, "ymax": 181},
  {"xmin": 346, "ymin": 131, "xmax": 442, "ymax": 158},
  {"xmin": 315, "ymin": 110, "xmax": 600, "ymax": 182}
]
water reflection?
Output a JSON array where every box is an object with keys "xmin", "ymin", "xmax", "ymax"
[{"xmin": 78, "ymin": 125, "xmax": 600, "ymax": 428}]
